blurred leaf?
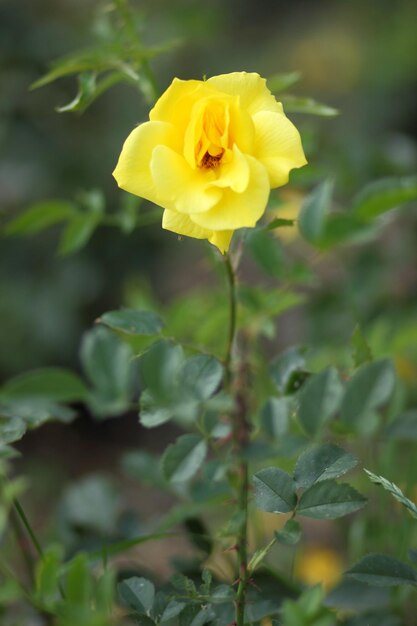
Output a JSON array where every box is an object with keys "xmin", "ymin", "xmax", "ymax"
[
  {"xmin": 65, "ymin": 553, "xmax": 92, "ymax": 607},
  {"xmin": 297, "ymin": 367, "xmax": 343, "ymax": 436},
  {"xmin": 364, "ymin": 469, "xmax": 417, "ymax": 519},
  {"xmin": 274, "ymin": 519, "xmax": 301, "ymax": 545},
  {"xmin": 341, "ymin": 359, "xmax": 396, "ymax": 427},
  {"xmin": 352, "ymin": 176, "xmax": 417, "ymax": 221},
  {"xmin": 99, "ymin": 309, "xmax": 164, "ymax": 336},
  {"xmin": 139, "ymin": 341, "xmax": 184, "ymax": 403},
  {"xmin": 60, "ymin": 475, "xmax": 120, "ymax": 536},
  {"xmin": 346, "ymin": 554, "xmax": 417, "ymax": 587},
  {"xmin": 253, "ymin": 467, "xmax": 297, "ymax": 513},
  {"xmin": 385, "ymin": 410, "xmax": 417, "ymax": 440},
  {"xmin": 269, "ymin": 346, "xmax": 306, "ymax": 394},
  {"xmin": 4, "ymin": 200, "xmax": 76, "ymax": 235},
  {"xmin": 318, "ymin": 213, "xmax": 378, "ymax": 248},
  {"xmin": 294, "ymin": 443, "xmax": 357, "ymax": 489},
  {"xmin": 121, "ymin": 450, "xmax": 166, "ymax": 488},
  {"xmin": 161, "ymin": 600, "xmax": 186, "ymax": 622},
  {"xmin": 280, "ymin": 95, "xmax": 338, "ymax": 116},
  {"xmin": 162, "ymin": 434, "xmax": 207, "ymax": 483},
  {"xmin": 0, "ymin": 368, "xmax": 88, "ymax": 403},
  {"xmin": 298, "ymin": 180, "xmax": 333, "ymax": 244},
  {"xmin": 261, "ymin": 397, "xmax": 289, "ymax": 439},
  {"xmin": 179, "ymin": 355, "xmax": 223, "ymax": 401},
  {"xmin": 267, "ymin": 71, "xmax": 302, "ymax": 93},
  {"xmin": 248, "ymin": 536, "xmax": 277, "ymax": 573},
  {"xmin": 58, "ymin": 212, "xmax": 101, "ymax": 255},
  {"xmin": 247, "ymin": 229, "xmax": 284, "ymax": 278},
  {"xmin": 0, "ymin": 417, "xmax": 26, "ymax": 444},
  {"xmin": 297, "ymin": 480, "xmax": 366, "ymax": 519},
  {"xmin": 81, "ymin": 327, "xmax": 134, "ymax": 417},
  {"xmin": 266, "ymin": 217, "xmax": 296, "ymax": 230},
  {"xmin": 118, "ymin": 577, "xmax": 155, "ymax": 615},
  {"xmin": 57, "ymin": 71, "xmax": 125, "ymax": 114},
  {"xmin": 351, "ymin": 325, "xmax": 373, "ymax": 368},
  {"xmin": 95, "ymin": 569, "xmax": 116, "ymax": 614},
  {"xmin": 35, "ymin": 546, "xmax": 63, "ymax": 608}
]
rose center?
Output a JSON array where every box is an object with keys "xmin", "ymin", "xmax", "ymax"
[{"xmin": 196, "ymin": 101, "xmax": 228, "ymax": 169}]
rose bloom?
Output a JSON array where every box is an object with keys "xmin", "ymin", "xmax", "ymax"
[{"xmin": 113, "ymin": 72, "xmax": 307, "ymax": 253}]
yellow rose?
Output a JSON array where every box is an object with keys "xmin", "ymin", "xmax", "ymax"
[{"xmin": 113, "ymin": 72, "xmax": 307, "ymax": 253}]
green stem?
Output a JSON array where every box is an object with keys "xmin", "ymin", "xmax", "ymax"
[
  {"xmin": 224, "ymin": 254, "xmax": 237, "ymax": 386},
  {"xmin": 13, "ymin": 498, "xmax": 43, "ymax": 560},
  {"xmin": 223, "ymin": 253, "xmax": 249, "ymax": 626}
]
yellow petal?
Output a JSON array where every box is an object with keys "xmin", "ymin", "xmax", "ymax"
[
  {"xmin": 210, "ymin": 144, "xmax": 250, "ymax": 193},
  {"xmin": 207, "ymin": 72, "xmax": 283, "ymax": 116},
  {"xmin": 253, "ymin": 110, "xmax": 307, "ymax": 188},
  {"xmin": 191, "ymin": 155, "xmax": 269, "ymax": 231},
  {"xmin": 150, "ymin": 78, "xmax": 216, "ymax": 129},
  {"xmin": 151, "ymin": 145, "xmax": 222, "ymax": 213},
  {"xmin": 162, "ymin": 209, "xmax": 233, "ymax": 253},
  {"xmin": 113, "ymin": 121, "xmax": 180, "ymax": 203}
]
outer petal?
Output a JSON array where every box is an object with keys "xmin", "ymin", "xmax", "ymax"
[
  {"xmin": 151, "ymin": 145, "xmax": 222, "ymax": 213},
  {"xmin": 210, "ymin": 145, "xmax": 250, "ymax": 193},
  {"xmin": 192, "ymin": 155, "xmax": 269, "ymax": 231},
  {"xmin": 252, "ymin": 110, "xmax": 307, "ymax": 188},
  {"xmin": 207, "ymin": 72, "xmax": 283, "ymax": 116},
  {"xmin": 162, "ymin": 209, "xmax": 233, "ymax": 253},
  {"xmin": 113, "ymin": 121, "xmax": 180, "ymax": 203},
  {"xmin": 150, "ymin": 78, "xmax": 217, "ymax": 128}
]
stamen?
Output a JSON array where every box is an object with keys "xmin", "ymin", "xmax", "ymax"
[{"xmin": 201, "ymin": 150, "xmax": 223, "ymax": 169}]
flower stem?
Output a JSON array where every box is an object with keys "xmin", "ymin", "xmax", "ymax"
[
  {"xmin": 223, "ymin": 253, "xmax": 250, "ymax": 626},
  {"xmin": 224, "ymin": 253, "xmax": 237, "ymax": 386}
]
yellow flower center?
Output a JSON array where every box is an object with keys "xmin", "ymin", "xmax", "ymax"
[{"xmin": 185, "ymin": 98, "xmax": 231, "ymax": 170}]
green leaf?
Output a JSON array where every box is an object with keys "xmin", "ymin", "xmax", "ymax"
[
  {"xmin": 253, "ymin": 467, "xmax": 297, "ymax": 513},
  {"xmin": 60, "ymin": 475, "xmax": 119, "ymax": 536},
  {"xmin": 4, "ymin": 200, "xmax": 76, "ymax": 235},
  {"xmin": 99, "ymin": 309, "xmax": 164, "ymax": 336},
  {"xmin": 346, "ymin": 554, "xmax": 417, "ymax": 587},
  {"xmin": 269, "ymin": 346, "xmax": 306, "ymax": 394},
  {"xmin": 267, "ymin": 71, "xmax": 302, "ymax": 93},
  {"xmin": 248, "ymin": 536, "xmax": 276, "ymax": 573},
  {"xmin": 122, "ymin": 450, "xmax": 166, "ymax": 488},
  {"xmin": 261, "ymin": 398, "xmax": 289, "ymax": 439},
  {"xmin": 35, "ymin": 546, "xmax": 63, "ymax": 607},
  {"xmin": 65, "ymin": 553, "xmax": 92, "ymax": 607},
  {"xmin": 180, "ymin": 355, "xmax": 224, "ymax": 401},
  {"xmin": 297, "ymin": 480, "xmax": 366, "ymax": 519},
  {"xmin": 280, "ymin": 95, "xmax": 338, "ymax": 117},
  {"xmin": 56, "ymin": 71, "xmax": 125, "ymax": 114},
  {"xmin": 161, "ymin": 600, "xmax": 186, "ymax": 622},
  {"xmin": 247, "ymin": 229, "xmax": 284, "ymax": 278},
  {"xmin": 341, "ymin": 359, "xmax": 396, "ymax": 426},
  {"xmin": 81, "ymin": 327, "xmax": 134, "ymax": 416},
  {"xmin": 274, "ymin": 519, "xmax": 301, "ymax": 545},
  {"xmin": 118, "ymin": 577, "xmax": 155, "ymax": 615},
  {"xmin": 189, "ymin": 606, "xmax": 216, "ymax": 626},
  {"xmin": 0, "ymin": 368, "xmax": 88, "ymax": 403},
  {"xmin": 0, "ymin": 417, "xmax": 26, "ymax": 443},
  {"xmin": 351, "ymin": 325, "xmax": 373, "ymax": 367},
  {"xmin": 139, "ymin": 341, "xmax": 184, "ymax": 403},
  {"xmin": 162, "ymin": 434, "xmax": 207, "ymax": 483},
  {"xmin": 58, "ymin": 212, "xmax": 100, "ymax": 255},
  {"xmin": 352, "ymin": 176, "xmax": 417, "ymax": 221},
  {"xmin": 294, "ymin": 443, "xmax": 357, "ymax": 489},
  {"xmin": 266, "ymin": 217, "xmax": 296, "ymax": 230},
  {"xmin": 364, "ymin": 469, "xmax": 417, "ymax": 519},
  {"xmin": 298, "ymin": 180, "xmax": 333, "ymax": 244},
  {"xmin": 297, "ymin": 367, "xmax": 343, "ymax": 436},
  {"xmin": 385, "ymin": 410, "xmax": 417, "ymax": 440}
]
